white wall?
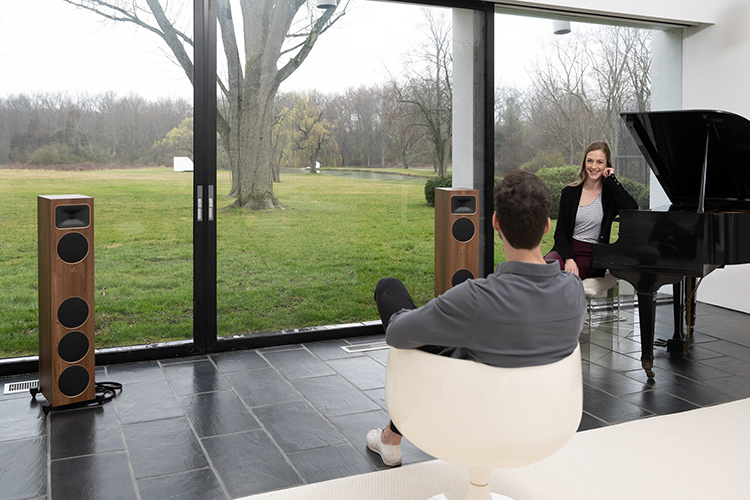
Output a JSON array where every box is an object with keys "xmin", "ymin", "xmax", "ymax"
[{"xmin": 681, "ymin": 0, "xmax": 750, "ymax": 313}]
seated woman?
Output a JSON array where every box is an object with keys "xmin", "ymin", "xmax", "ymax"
[{"xmin": 546, "ymin": 141, "xmax": 638, "ymax": 279}]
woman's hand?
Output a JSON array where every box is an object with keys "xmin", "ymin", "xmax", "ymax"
[
  {"xmin": 564, "ymin": 258, "xmax": 579, "ymax": 276},
  {"xmin": 603, "ymin": 167, "xmax": 614, "ymax": 178}
]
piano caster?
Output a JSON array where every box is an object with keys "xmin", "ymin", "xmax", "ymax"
[{"xmin": 642, "ymin": 360, "xmax": 655, "ymax": 380}]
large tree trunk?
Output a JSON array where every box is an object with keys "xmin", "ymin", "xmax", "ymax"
[
  {"xmin": 232, "ymin": 90, "xmax": 278, "ymax": 209},
  {"xmin": 309, "ymin": 151, "xmax": 319, "ymax": 174}
]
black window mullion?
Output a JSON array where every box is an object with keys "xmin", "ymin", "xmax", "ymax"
[{"xmin": 193, "ymin": 0, "xmax": 218, "ymax": 353}]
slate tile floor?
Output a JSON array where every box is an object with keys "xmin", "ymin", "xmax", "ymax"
[{"xmin": 2, "ymin": 301, "xmax": 750, "ymax": 500}]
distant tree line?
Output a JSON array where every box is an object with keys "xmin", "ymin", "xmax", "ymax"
[{"xmin": 0, "ymin": 92, "xmax": 191, "ymax": 167}]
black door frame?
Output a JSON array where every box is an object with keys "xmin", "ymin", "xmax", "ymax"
[{"xmin": 193, "ymin": 0, "xmax": 218, "ymax": 353}]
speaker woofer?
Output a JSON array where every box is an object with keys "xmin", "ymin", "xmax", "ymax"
[
  {"xmin": 58, "ymin": 297, "xmax": 89, "ymax": 329},
  {"xmin": 58, "ymin": 365, "xmax": 91, "ymax": 397},
  {"xmin": 451, "ymin": 269, "xmax": 475, "ymax": 287},
  {"xmin": 452, "ymin": 218, "xmax": 475, "ymax": 242},
  {"xmin": 57, "ymin": 232, "xmax": 89, "ymax": 263},
  {"xmin": 58, "ymin": 331, "xmax": 90, "ymax": 363}
]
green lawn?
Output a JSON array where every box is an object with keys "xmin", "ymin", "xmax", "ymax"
[{"xmin": 0, "ymin": 167, "xmax": 556, "ymax": 358}]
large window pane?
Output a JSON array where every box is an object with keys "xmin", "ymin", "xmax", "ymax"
[
  {"xmin": 216, "ymin": 1, "xmax": 457, "ymax": 337},
  {"xmin": 0, "ymin": 0, "xmax": 194, "ymax": 358}
]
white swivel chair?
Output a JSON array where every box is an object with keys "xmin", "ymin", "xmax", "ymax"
[{"xmin": 385, "ymin": 345, "xmax": 583, "ymax": 500}]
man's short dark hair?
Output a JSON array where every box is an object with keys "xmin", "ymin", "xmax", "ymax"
[{"xmin": 493, "ymin": 170, "xmax": 551, "ymax": 249}]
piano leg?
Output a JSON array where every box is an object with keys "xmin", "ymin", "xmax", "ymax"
[
  {"xmin": 667, "ymin": 277, "xmax": 695, "ymax": 355},
  {"xmin": 685, "ymin": 276, "xmax": 697, "ymax": 349},
  {"xmin": 637, "ymin": 291, "xmax": 657, "ymax": 379},
  {"xmin": 667, "ymin": 280, "xmax": 687, "ymax": 354}
]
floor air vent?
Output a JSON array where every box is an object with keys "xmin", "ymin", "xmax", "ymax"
[
  {"xmin": 4, "ymin": 380, "xmax": 38, "ymax": 395},
  {"xmin": 341, "ymin": 341, "xmax": 388, "ymax": 353}
]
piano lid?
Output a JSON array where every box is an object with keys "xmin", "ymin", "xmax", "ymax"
[{"xmin": 622, "ymin": 110, "xmax": 750, "ymax": 209}]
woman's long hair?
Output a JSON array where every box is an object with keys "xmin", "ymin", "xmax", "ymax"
[{"xmin": 569, "ymin": 141, "xmax": 612, "ymax": 187}]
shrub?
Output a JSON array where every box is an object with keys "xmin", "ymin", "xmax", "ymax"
[
  {"xmin": 26, "ymin": 143, "xmax": 81, "ymax": 165},
  {"xmin": 519, "ymin": 151, "xmax": 566, "ymax": 173},
  {"xmin": 536, "ymin": 165, "xmax": 579, "ymax": 219},
  {"xmin": 424, "ymin": 176, "xmax": 452, "ymax": 206},
  {"xmin": 618, "ymin": 177, "xmax": 649, "ymax": 209}
]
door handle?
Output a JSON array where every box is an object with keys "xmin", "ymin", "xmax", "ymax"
[{"xmin": 196, "ymin": 185, "xmax": 203, "ymax": 222}]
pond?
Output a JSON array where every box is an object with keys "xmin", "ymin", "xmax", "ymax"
[{"xmin": 280, "ymin": 168, "xmax": 423, "ymax": 182}]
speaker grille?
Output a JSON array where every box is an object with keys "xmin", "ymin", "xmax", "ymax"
[
  {"xmin": 452, "ymin": 269, "xmax": 474, "ymax": 287},
  {"xmin": 58, "ymin": 297, "xmax": 89, "ymax": 329},
  {"xmin": 58, "ymin": 366, "xmax": 91, "ymax": 397},
  {"xmin": 58, "ymin": 331, "xmax": 90, "ymax": 363},
  {"xmin": 452, "ymin": 218, "xmax": 475, "ymax": 242},
  {"xmin": 57, "ymin": 232, "xmax": 89, "ymax": 263}
]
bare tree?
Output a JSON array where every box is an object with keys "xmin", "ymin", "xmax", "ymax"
[
  {"xmin": 349, "ymin": 87, "xmax": 382, "ymax": 167},
  {"xmin": 528, "ymin": 33, "xmax": 596, "ymax": 163},
  {"xmin": 587, "ymin": 26, "xmax": 651, "ymax": 154},
  {"xmin": 63, "ymin": 0, "xmax": 348, "ymax": 209},
  {"xmin": 270, "ymin": 94, "xmax": 293, "ymax": 182},
  {"xmin": 527, "ymin": 25, "xmax": 652, "ymax": 164},
  {"xmin": 392, "ymin": 8, "xmax": 452, "ymax": 176},
  {"xmin": 380, "ymin": 83, "xmax": 426, "ymax": 169},
  {"xmin": 624, "ymin": 29, "xmax": 652, "ymax": 112},
  {"xmin": 495, "ymin": 86, "xmax": 530, "ymax": 174}
]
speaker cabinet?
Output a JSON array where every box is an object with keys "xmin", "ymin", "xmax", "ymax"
[
  {"xmin": 38, "ymin": 195, "xmax": 95, "ymax": 407},
  {"xmin": 434, "ymin": 188, "xmax": 479, "ymax": 296}
]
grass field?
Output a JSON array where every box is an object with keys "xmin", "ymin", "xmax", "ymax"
[{"xmin": 0, "ymin": 167, "xmax": 556, "ymax": 358}]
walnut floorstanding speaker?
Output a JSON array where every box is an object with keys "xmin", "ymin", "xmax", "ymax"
[
  {"xmin": 434, "ymin": 188, "xmax": 479, "ymax": 296},
  {"xmin": 38, "ymin": 195, "xmax": 96, "ymax": 408}
]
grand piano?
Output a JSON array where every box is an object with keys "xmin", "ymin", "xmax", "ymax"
[{"xmin": 593, "ymin": 109, "xmax": 750, "ymax": 379}]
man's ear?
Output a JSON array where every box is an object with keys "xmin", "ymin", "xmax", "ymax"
[
  {"xmin": 492, "ymin": 213, "xmax": 504, "ymax": 240},
  {"xmin": 543, "ymin": 217, "xmax": 551, "ymax": 234}
]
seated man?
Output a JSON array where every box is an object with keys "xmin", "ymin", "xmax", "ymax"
[{"xmin": 366, "ymin": 170, "xmax": 586, "ymax": 467}]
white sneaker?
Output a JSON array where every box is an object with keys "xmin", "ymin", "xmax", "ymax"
[{"xmin": 366, "ymin": 428, "xmax": 402, "ymax": 467}]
